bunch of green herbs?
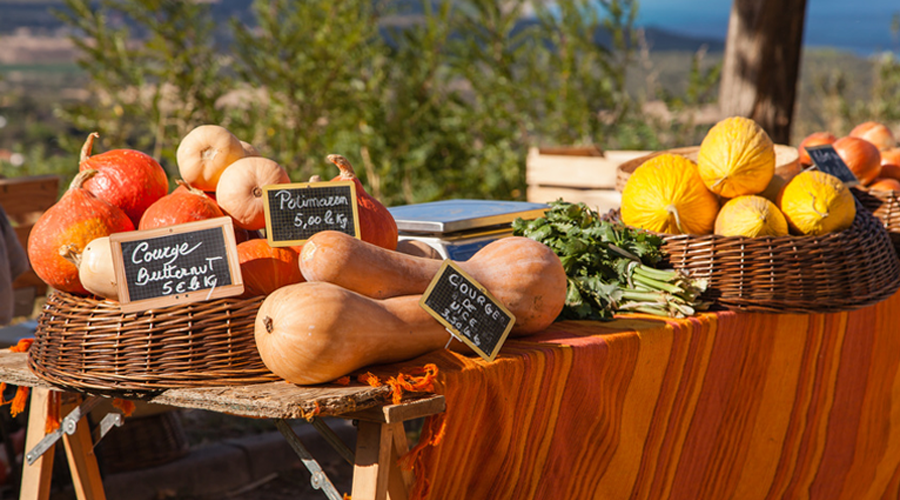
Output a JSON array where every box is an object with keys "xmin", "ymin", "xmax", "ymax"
[{"xmin": 512, "ymin": 200, "xmax": 709, "ymax": 321}]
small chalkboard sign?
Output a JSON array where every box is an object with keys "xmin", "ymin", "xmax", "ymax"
[
  {"xmin": 109, "ymin": 217, "xmax": 244, "ymax": 313},
  {"xmin": 262, "ymin": 181, "xmax": 361, "ymax": 247},
  {"xmin": 806, "ymin": 144, "xmax": 860, "ymax": 186},
  {"xmin": 419, "ymin": 260, "xmax": 515, "ymax": 362}
]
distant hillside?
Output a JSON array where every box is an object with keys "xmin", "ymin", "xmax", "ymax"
[{"xmin": 0, "ymin": 0, "xmax": 724, "ymax": 54}]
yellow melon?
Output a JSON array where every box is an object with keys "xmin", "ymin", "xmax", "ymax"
[
  {"xmin": 697, "ymin": 116, "xmax": 776, "ymax": 198},
  {"xmin": 621, "ymin": 153, "xmax": 719, "ymax": 235},
  {"xmin": 714, "ymin": 195, "xmax": 789, "ymax": 237},
  {"xmin": 778, "ymin": 170, "xmax": 856, "ymax": 236}
]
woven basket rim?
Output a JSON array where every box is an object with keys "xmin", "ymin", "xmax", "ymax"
[
  {"xmin": 608, "ymin": 200, "xmax": 900, "ymax": 314},
  {"xmin": 27, "ymin": 291, "xmax": 280, "ymax": 397}
]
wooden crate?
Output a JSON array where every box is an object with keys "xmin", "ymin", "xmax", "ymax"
[
  {"xmin": 526, "ymin": 146, "xmax": 650, "ymax": 213},
  {"xmin": 0, "ymin": 174, "xmax": 59, "ymax": 317}
]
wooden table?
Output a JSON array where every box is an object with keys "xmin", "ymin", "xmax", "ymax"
[{"xmin": 0, "ymin": 350, "xmax": 445, "ymax": 500}]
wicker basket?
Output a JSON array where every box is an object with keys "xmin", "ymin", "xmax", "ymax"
[
  {"xmin": 615, "ymin": 144, "xmax": 802, "ymax": 193},
  {"xmin": 653, "ymin": 202, "xmax": 900, "ymax": 314},
  {"xmin": 852, "ymin": 187, "xmax": 900, "ymax": 254},
  {"xmin": 94, "ymin": 410, "xmax": 189, "ymax": 474},
  {"xmin": 27, "ymin": 292, "xmax": 279, "ymax": 396}
]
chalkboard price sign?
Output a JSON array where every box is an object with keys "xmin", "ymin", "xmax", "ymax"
[
  {"xmin": 806, "ymin": 144, "xmax": 860, "ymax": 186},
  {"xmin": 419, "ymin": 260, "xmax": 515, "ymax": 362},
  {"xmin": 110, "ymin": 217, "xmax": 244, "ymax": 313},
  {"xmin": 263, "ymin": 181, "xmax": 361, "ymax": 246}
]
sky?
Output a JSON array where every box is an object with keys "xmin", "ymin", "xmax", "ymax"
[{"xmin": 634, "ymin": 0, "xmax": 900, "ymax": 54}]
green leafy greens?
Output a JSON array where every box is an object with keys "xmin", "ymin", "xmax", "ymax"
[{"xmin": 512, "ymin": 200, "xmax": 709, "ymax": 321}]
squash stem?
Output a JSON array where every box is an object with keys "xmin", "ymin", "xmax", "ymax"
[
  {"xmin": 79, "ymin": 132, "xmax": 99, "ymax": 163},
  {"xmin": 665, "ymin": 204, "xmax": 685, "ymax": 234}
]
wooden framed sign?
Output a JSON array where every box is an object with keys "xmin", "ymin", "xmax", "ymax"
[
  {"xmin": 806, "ymin": 144, "xmax": 860, "ymax": 186},
  {"xmin": 109, "ymin": 217, "xmax": 244, "ymax": 313},
  {"xmin": 419, "ymin": 260, "xmax": 515, "ymax": 362},
  {"xmin": 262, "ymin": 181, "xmax": 361, "ymax": 247}
]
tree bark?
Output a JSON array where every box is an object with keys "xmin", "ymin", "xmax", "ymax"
[{"xmin": 719, "ymin": 0, "xmax": 808, "ymax": 144}]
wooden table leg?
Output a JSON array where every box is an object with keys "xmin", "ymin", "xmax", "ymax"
[
  {"xmin": 352, "ymin": 420, "xmax": 392, "ymax": 500},
  {"xmin": 348, "ymin": 396, "xmax": 446, "ymax": 500},
  {"xmin": 20, "ymin": 387, "xmax": 56, "ymax": 500},
  {"xmin": 60, "ymin": 394, "xmax": 106, "ymax": 500},
  {"xmin": 386, "ymin": 422, "xmax": 412, "ymax": 500}
]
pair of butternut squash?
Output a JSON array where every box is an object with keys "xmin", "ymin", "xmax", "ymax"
[{"xmin": 254, "ymin": 231, "xmax": 567, "ymax": 385}]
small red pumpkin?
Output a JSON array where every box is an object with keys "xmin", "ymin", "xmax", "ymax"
[
  {"xmin": 28, "ymin": 170, "xmax": 135, "ymax": 295},
  {"xmin": 78, "ymin": 132, "xmax": 169, "ymax": 227},
  {"xmin": 236, "ymin": 239, "xmax": 305, "ymax": 297},
  {"xmin": 139, "ymin": 180, "xmax": 225, "ymax": 230},
  {"xmin": 326, "ymin": 154, "xmax": 398, "ymax": 250}
]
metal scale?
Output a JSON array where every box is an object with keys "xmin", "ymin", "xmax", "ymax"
[{"xmin": 388, "ymin": 199, "xmax": 550, "ymax": 260}]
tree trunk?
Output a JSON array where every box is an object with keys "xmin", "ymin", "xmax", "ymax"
[{"xmin": 719, "ymin": 0, "xmax": 808, "ymax": 144}]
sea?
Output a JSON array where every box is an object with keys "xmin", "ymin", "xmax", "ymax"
[{"xmin": 636, "ymin": 0, "xmax": 900, "ymax": 56}]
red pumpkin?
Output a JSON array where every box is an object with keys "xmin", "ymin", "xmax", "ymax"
[
  {"xmin": 166, "ymin": 183, "xmax": 254, "ymax": 243},
  {"xmin": 326, "ymin": 154, "xmax": 398, "ymax": 250},
  {"xmin": 28, "ymin": 170, "xmax": 135, "ymax": 295},
  {"xmin": 78, "ymin": 132, "xmax": 169, "ymax": 227},
  {"xmin": 237, "ymin": 239, "xmax": 304, "ymax": 297},
  {"xmin": 139, "ymin": 180, "xmax": 225, "ymax": 230}
]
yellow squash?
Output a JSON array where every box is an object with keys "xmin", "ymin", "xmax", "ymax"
[
  {"xmin": 697, "ymin": 116, "xmax": 776, "ymax": 198},
  {"xmin": 778, "ymin": 170, "xmax": 856, "ymax": 236},
  {"xmin": 714, "ymin": 195, "xmax": 789, "ymax": 237},
  {"xmin": 621, "ymin": 153, "xmax": 719, "ymax": 235}
]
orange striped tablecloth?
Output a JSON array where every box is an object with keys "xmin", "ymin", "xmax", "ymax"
[{"xmin": 382, "ymin": 289, "xmax": 900, "ymax": 499}]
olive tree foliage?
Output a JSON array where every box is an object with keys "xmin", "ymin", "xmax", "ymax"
[{"xmin": 56, "ymin": 0, "xmax": 638, "ymax": 205}]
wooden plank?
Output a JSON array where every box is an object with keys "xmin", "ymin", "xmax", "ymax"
[
  {"xmin": 345, "ymin": 395, "xmax": 446, "ymax": 424},
  {"xmin": 526, "ymin": 148, "xmax": 650, "ymax": 189},
  {"xmin": 352, "ymin": 421, "xmax": 392, "ymax": 500},
  {"xmin": 526, "ymin": 186, "xmax": 622, "ymax": 213},
  {"xmin": 0, "ymin": 350, "xmax": 411, "ymax": 419},
  {"xmin": 20, "ymin": 387, "xmax": 56, "ymax": 500},
  {"xmin": 0, "ymin": 175, "xmax": 59, "ymax": 226},
  {"xmin": 60, "ymin": 395, "xmax": 106, "ymax": 500}
]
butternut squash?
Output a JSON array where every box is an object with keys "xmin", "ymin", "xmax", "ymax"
[
  {"xmin": 255, "ymin": 281, "xmax": 454, "ymax": 385},
  {"xmin": 299, "ymin": 231, "xmax": 566, "ymax": 335}
]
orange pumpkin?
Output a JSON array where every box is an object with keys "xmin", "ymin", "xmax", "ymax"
[
  {"xmin": 139, "ymin": 181, "xmax": 225, "ymax": 230},
  {"xmin": 78, "ymin": 132, "xmax": 169, "ymax": 227},
  {"xmin": 881, "ymin": 148, "xmax": 900, "ymax": 167},
  {"xmin": 832, "ymin": 136, "xmax": 882, "ymax": 185},
  {"xmin": 236, "ymin": 239, "xmax": 305, "ymax": 297},
  {"xmin": 868, "ymin": 177, "xmax": 900, "ymax": 192},
  {"xmin": 849, "ymin": 121, "xmax": 895, "ymax": 151},
  {"xmin": 28, "ymin": 170, "xmax": 135, "ymax": 295},
  {"xmin": 326, "ymin": 154, "xmax": 399, "ymax": 250}
]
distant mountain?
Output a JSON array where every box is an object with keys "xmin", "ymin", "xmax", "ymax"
[
  {"xmin": 0, "ymin": 0, "xmax": 724, "ymax": 54},
  {"xmin": 638, "ymin": 25, "xmax": 725, "ymax": 52}
]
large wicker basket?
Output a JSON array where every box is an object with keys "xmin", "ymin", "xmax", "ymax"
[
  {"xmin": 654, "ymin": 202, "xmax": 900, "ymax": 314},
  {"xmin": 852, "ymin": 187, "xmax": 900, "ymax": 254},
  {"xmin": 27, "ymin": 292, "xmax": 279, "ymax": 396}
]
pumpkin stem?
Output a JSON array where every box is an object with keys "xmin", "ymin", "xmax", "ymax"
[
  {"xmin": 264, "ymin": 316, "xmax": 274, "ymax": 334},
  {"xmin": 69, "ymin": 169, "xmax": 99, "ymax": 190},
  {"xmin": 59, "ymin": 244, "xmax": 82, "ymax": 268},
  {"xmin": 79, "ymin": 132, "xmax": 100, "ymax": 164},
  {"xmin": 326, "ymin": 154, "xmax": 356, "ymax": 180},
  {"xmin": 665, "ymin": 204, "xmax": 686, "ymax": 234},
  {"xmin": 177, "ymin": 179, "xmax": 208, "ymax": 196}
]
